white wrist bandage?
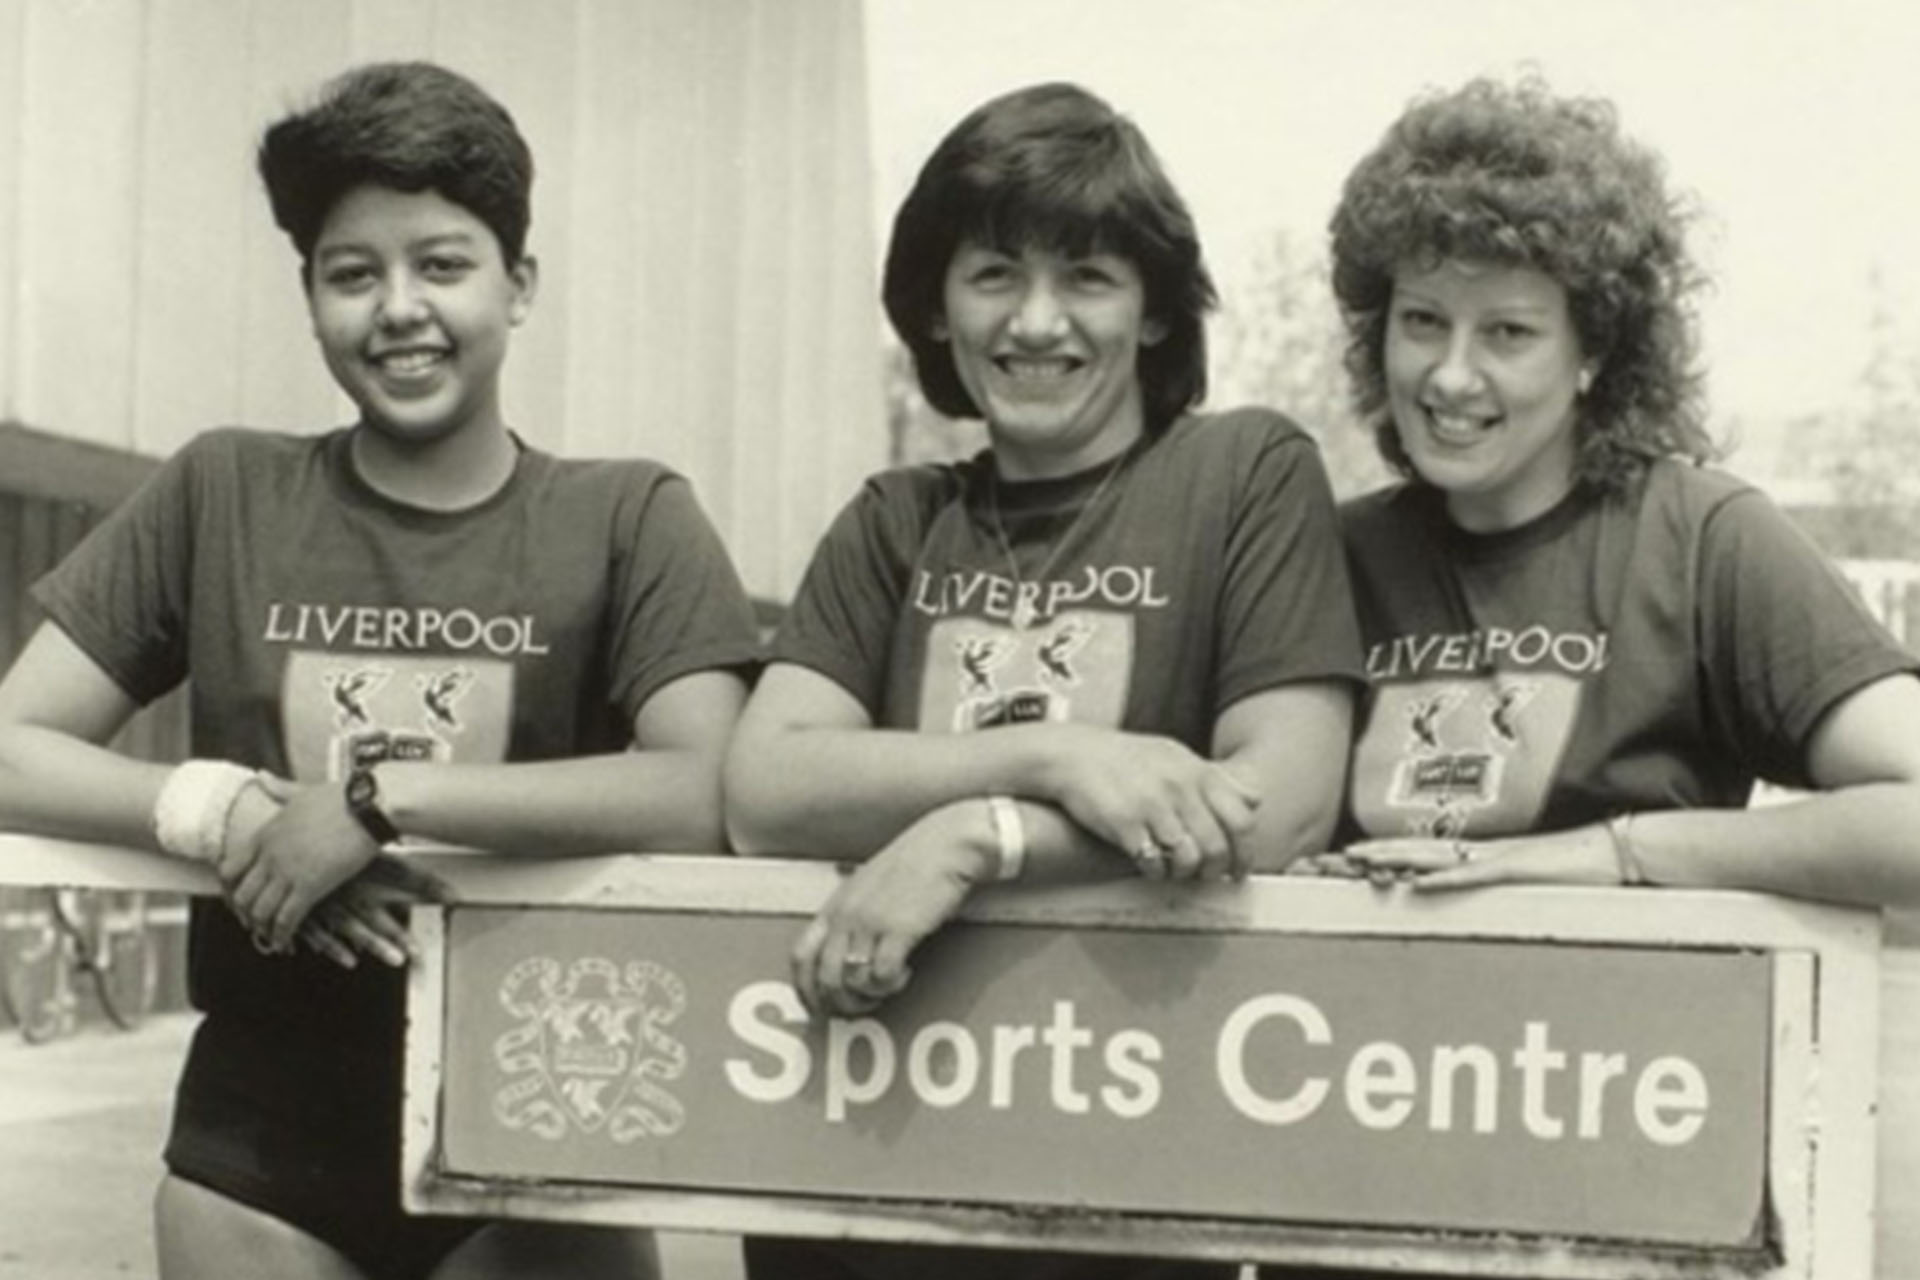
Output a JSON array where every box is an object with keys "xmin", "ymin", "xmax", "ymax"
[
  {"xmin": 152, "ymin": 760, "xmax": 257, "ymax": 864},
  {"xmin": 986, "ymin": 794, "xmax": 1026, "ymax": 882}
]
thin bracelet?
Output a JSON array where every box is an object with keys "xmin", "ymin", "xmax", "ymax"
[
  {"xmin": 986, "ymin": 795, "xmax": 1026, "ymax": 882},
  {"xmin": 1605, "ymin": 814, "xmax": 1647, "ymax": 886}
]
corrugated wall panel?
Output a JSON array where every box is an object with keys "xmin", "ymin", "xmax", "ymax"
[
  {"xmin": 230, "ymin": 2, "xmax": 360, "ymax": 444},
  {"xmin": 560, "ymin": 0, "xmax": 660, "ymax": 469},
  {"xmin": 435, "ymin": 0, "xmax": 584, "ymax": 457},
  {"xmin": 0, "ymin": 0, "xmax": 885, "ymax": 601},
  {"xmin": 16, "ymin": 0, "xmax": 147, "ymax": 451},
  {"xmin": 0, "ymin": 2, "xmax": 24, "ymax": 424},
  {"xmin": 132, "ymin": 0, "xmax": 257, "ymax": 451}
]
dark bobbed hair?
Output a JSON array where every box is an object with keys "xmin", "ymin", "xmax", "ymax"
[
  {"xmin": 258, "ymin": 61, "xmax": 533, "ymax": 269},
  {"xmin": 1329, "ymin": 76, "xmax": 1713, "ymax": 489},
  {"xmin": 882, "ymin": 82, "xmax": 1216, "ymax": 434}
]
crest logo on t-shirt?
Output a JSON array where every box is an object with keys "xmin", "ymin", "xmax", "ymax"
[
  {"xmin": 282, "ymin": 651, "xmax": 512, "ymax": 780},
  {"xmin": 1351, "ymin": 673, "xmax": 1579, "ymax": 838},
  {"xmin": 923, "ymin": 612, "xmax": 1131, "ymax": 733}
]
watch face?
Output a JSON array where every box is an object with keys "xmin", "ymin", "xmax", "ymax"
[{"xmin": 346, "ymin": 767, "xmax": 396, "ymax": 842}]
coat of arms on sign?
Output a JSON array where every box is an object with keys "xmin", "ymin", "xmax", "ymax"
[{"xmin": 492, "ymin": 955, "xmax": 690, "ymax": 1142}]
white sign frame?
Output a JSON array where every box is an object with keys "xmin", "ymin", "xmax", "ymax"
[
  {"xmin": 391, "ymin": 855, "xmax": 1878, "ymax": 1279},
  {"xmin": 0, "ymin": 838, "xmax": 1881, "ymax": 1275}
]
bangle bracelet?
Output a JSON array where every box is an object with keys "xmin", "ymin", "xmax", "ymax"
[
  {"xmin": 986, "ymin": 795, "xmax": 1026, "ymax": 882},
  {"xmin": 1605, "ymin": 814, "xmax": 1646, "ymax": 886}
]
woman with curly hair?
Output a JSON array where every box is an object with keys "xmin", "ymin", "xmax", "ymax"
[{"xmin": 1305, "ymin": 76, "xmax": 1920, "ymax": 911}]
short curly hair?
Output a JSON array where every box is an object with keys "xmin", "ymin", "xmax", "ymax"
[
  {"xmin": 258, "ymin": 61, "xmax": 533, "ymax": 270},
  {"xmin": 1329, "ymin": 76, "xmax": 1712, "ymax": 489},
  {"xmin": 882, "ymin": 82, "xmax": 1216, "ymax": 435}
]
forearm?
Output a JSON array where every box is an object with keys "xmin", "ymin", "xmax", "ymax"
[
  {"xmin": 378, "ymin": 748, "xmax": 727, "ymax": 855},
  {"xmin": 1222, "ymin": 742, "xmax": 1340, "ymax": 875},
  {"xmin": 727, "ymin": 724, "xmax": 1070, "ymax": 858},
  {"xmin": 0, "ymin": 725, "xmax": 173, "ymax": 851},
  {"xmin": 1211, "ymin": 682, "xmax": 1352, "ymax": 873},
  {"xmin": 924, "ymin": 794, "xmax": 1133, "ymax": 886},
  {"xmin": 1625, "ymin": 783, "xmax": 1920, "ymax": 908}
]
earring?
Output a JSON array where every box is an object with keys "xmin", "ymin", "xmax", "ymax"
[{"xmin": 1577, "ymin": 368, "xmax": 1595, "ymax": 396}]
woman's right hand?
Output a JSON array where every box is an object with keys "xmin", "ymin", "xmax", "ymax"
[{"xmin": 1031, "ymin": 724, "xmax": 1260, "ymax": 880}]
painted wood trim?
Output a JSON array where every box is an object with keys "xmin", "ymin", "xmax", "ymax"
[
  {"xmin": 0, "ymin": 836, "xmax": 1883, "ymax": 1275},
  {"xmin": 0, "ymin": 839, "xmax": 1878, "ymax": 955},
  {"xmin": 0, "ymin": 419, "xmax": 157, "ymax": 509}
]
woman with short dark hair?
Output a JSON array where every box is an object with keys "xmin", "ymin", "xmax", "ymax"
[
  {"xmin": 0, "ymin": 61, "xmax": 757, "ymax": 1280},
  {"xmin": 726, "ymin": 81, "xmax": 1365, "ymax": 1280}
]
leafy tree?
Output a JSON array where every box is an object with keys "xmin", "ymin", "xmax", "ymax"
[
  {"xmin": 1212, "ymin": 229, "xmax": 1391, "ymax": 500},
  {"xmin": 1813, "ymin": 267, "xmax": 1920, "ymax": 557},
  {"xmin": 882, "ymin": 338, "xmax": 985, "ymax": 467}
]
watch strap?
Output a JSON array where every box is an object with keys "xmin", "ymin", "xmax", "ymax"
[{"xmin": 345, "ymin": 764, "xmax": 401, "ymax": 845}]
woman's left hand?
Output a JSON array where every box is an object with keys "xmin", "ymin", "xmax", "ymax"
[
  {"xmin": 791, "ymin": 806, "xmax": 990, "ymax": 1018},
  {"xmin": 297, "ymin": 855, "xmax": 454, "ymax": 968},
  {"xmin": 1301, "ymin": 825, "xmax": 1622, "ymax": 891}
]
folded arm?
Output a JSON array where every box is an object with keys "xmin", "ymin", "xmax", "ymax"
[
  {"xmin": 1, "ymin": 621, "xmax": 748, "ymax": 951},
  {"xmin": 237, "ymin": 666, "xmax": 744, "ymax": 948},
  {"xmin": 730, "ymin": 662, "xmax": 1355, "ymax": 1014},
  {"xmin": 372, "ymin": 668, "xmax": 745, "ymax": 855},
  {"xmin": 1335, "ymin": 674, "xmax": 1920, "ymax": 910},
  {"xmin": 0, "ymin": 624, "xmax": 167, "ymax": 848},
  {"xmin": 727, "ymin": 662, "xmax": 1348, "ymax": 871},
  {"xmin": 1627, "ymin": 673, "xmax": 1920, "ymax": 907}
]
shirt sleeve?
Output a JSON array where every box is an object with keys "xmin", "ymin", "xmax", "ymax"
[
  {"xmin": 1697, "ymin": 488, "xmax": 1919, "ymax": 786},
  {"xmin": 1213, "ymin": 427, "xmax": 1368, "ymax": 712},
  {"xmin": 31, "ymin": 437, "xmax": 206, "ymax": 706},
  {"xmin": 770, "ymin": 473, "xmax": 935, "ymax": 718},
  {"xmin": 603, "ymin": 471, "xmax": 763, "ymax": 726}
]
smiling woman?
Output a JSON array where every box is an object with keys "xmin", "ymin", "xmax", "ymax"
[
  {"xmin": 935, "ymin": 242, "xmax": 1164, "ymax": 481},
  {"xmin": 1292, "ymin": 66, "xmax": 1920, "ymax": 1087},
  {"xmin": 309, "ymin": 186, "xmax": 538, "ymax": 507},
  {"xmin": 726, "ymin": 80, "xmax": 1366, "ymax": 1280},
  {"xmin": 0, "ymin": 59, "xmax": 760, "ymax": 1280},
  {"xmin": 1381, "ymin": 261, "xmax": 1592, "ymax": 532}
]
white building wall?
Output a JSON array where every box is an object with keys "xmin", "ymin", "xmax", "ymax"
[{"xmin": 0, "ymin": 0, "xmax": 886, "ymax": 600}]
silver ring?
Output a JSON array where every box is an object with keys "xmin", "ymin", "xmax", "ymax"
[
  {"xmin": 844, "ymin": 953, "xmax": 871, "ymax": 969},
  {"xmin": 1135, "ymin": 839, "xmax": 1164, "ymax": 863},
  {"xmin": 250, "ymin": 930, "xmax": 282, "ymax": 956}
]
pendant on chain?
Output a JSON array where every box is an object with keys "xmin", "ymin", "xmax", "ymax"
[{"xmin": 988, "ymin": 451, "xmax": 1130, "ymax": 636}]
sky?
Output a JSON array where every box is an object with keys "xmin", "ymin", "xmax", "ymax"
[{"xmin": 863, "ymin": 0, "xmax": 1920, "ymax": 474}]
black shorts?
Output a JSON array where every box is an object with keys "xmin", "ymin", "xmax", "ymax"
[
  {"xmin": 163, "ymin": 1015, "xmax": 483, "ymax": 1280},
  {"xmin": 742, "ymin": 1236, "xmax": 1238, "ymax": 1280}
]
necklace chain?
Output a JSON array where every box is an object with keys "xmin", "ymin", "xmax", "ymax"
[{"xmin": 985, "ymin": 451, "xmax": 1129, "ymax": 630}]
